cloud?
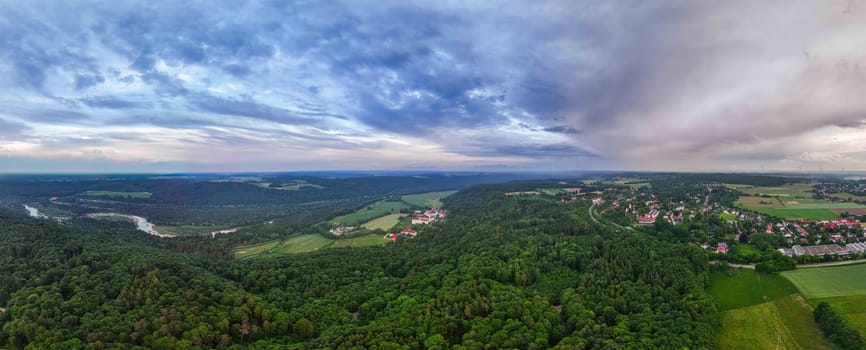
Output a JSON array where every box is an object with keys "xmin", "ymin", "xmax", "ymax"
[
  {"xmin": 0, "ymin": 1, "xmax": 865, "ymax": 172},
  {"xmin": 0, "ymin": 119, "xmax": 30, "ymax": 139}
]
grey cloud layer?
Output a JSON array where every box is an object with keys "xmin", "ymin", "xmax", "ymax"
[{"xmin": 0, "ymin": 0, "xmax": 864, "ymax": 171}]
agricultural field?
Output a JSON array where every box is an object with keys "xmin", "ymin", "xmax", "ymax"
[
  {"xmin": 781, "ymin": 263, "xmax": 866, "ymax": 299},
  {"xmin": 716, "ymin": 295, "xmax": 833, "ymax": 350},
  {"xmin": 827, "ymin": 192, "xmax": 866, "ymax": 202},
  {"xmin": 361, "ymin": 213, "xmax": 404, "ymax": 231},
  {"xmin": 739, "ymin": 183, "xmax": 816, "ymax": 197},
  {"xmin": 710, "ymin": 269, "xmax": 832, "ymax": 349},
  {"xmin": 782, "ymin": 263, "xmax": 866, "ymax": 337},
  {"xmin": 401, "ymin": 190, "xmax": 457, "ymax": 208},
  {"xmin": 330, "ymin": 234, "xmax": 391, "ymax": 248},
  {"xmin": 81, "ymin": 190, "xmax": 152, "ymax": 198},
  {"xmin": 232, "ymin": 240, "xmax": 280, "ymax": 259},
  {"xmin": 330, "ymin": 200, "xmax": 410, "ymax": 226},
  {"xmin": 708, "ymin": 269, "xmax": 798, "ymax": 310},
  {"xmin": 734, "ymin": 183, "xmax": 863, "ymax": 219}
]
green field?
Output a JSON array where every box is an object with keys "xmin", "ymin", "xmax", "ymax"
[
  {"xmin": 708, "ymin": 269, "xmax": 798, "ymax": 311},
  {"xmin": 745, "ymin": 207, "xmax": 840, "ymax": 220},
  {"xmin": 330, "ymin": 200, "xmax": 411, "ymax": 226},
  {"xmin": 740, "ymin": 184, "xmax": 816, "ymax": 197},
  {"xmin": 82, "ymin": 190, "xmax": 152, "ymax": 198},
  {"xmin": 331, "ymin": 234, "xmax": 391, "ymax": 248},
  {"xmin": 361, "ymin": 213, "xmax": 404, "ymax": 231},
  {"xmin": 232, "ymin": 241, "xmax": 280, "ymax": 259},
  {"xmin": 717, "ymin": 295, "xmax": 833, "ymax": 350},
  {"xmin": 156, "ymin": 224, "xmax": 224, "ymax": 236},
  {"xmin": 719, "ymin": 212, "xmax": 737, "ymax": 220},
  {"xmin": 401, "ymin": 190, "xmax": 456, "ymax": 208},
  {"xmin": 828, "ymin": 192, "xmax": 866, "ymax": 202},
  {"xmin": 273, "ymin": 234, "xmax": 334, "ymax": 254},
  {"xmin": 782, "ymin": 263, "xmax": 866, "ymax": 337},
  {"xmin": 538, "ymin": 188, "xmax": 564, "ymax": 195},
  {"xmin": 733, "ymin": 183, "xmax": 866, "ymax": 219},
  {"xmin": 781, "ymin": 263, "xmax": 866, "ymax": 299}
]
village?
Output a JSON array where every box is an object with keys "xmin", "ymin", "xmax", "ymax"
[
  {"xmin": 386, "ymin": 208, "xmax": 447, "ymax": 240},
  {"xmin": 507, "ymin": 178, "xmax": 866, "ymax": 262}
]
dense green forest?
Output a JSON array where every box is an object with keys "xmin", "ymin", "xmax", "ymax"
[{"xmin": 0, "ymin": 181, "xmax": 718, "ymax": 349}]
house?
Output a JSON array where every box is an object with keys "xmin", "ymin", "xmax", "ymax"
[
  {"xmin": 412, "ymin": 215, "xmax": 432, "ymax": 224},
  {"xmin": 716, "ymin": 242, "xmax": 728, "ymax": 254},
  {"xmin": 400, "ymin": 227, "xmax": 417, "ymax": 236},
  {"xmin": 638, "ymin": 216, "xmax": 655, "ymax": 224},
  {"xmin": 387, "ymin": 233, "xmax": 400, "ymax": 241}
]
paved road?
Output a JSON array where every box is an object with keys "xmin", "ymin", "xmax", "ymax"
[
  {"xmin": 713, "ymin": 258, "xmax": 866, "ymax": 270},
  {"xmin": 588, "ymin": 203, "xmax": 635, "ymax": 231}
]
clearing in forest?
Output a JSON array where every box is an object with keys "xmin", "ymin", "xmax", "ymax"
[
  {"xmin": 330, "ymin": 200, "xmax": 410, "ymax": 226},
  {"xmin": 708, "ymin": 269, "xmax": 798, "ymax": 311},
  {"xmin": 82, "ymin": 190, "xmax": 152, "ymax": 198},
  {"xmin": 401, "ymin": 190, "xmax": 457, "ymax": 208},
  {"xmin": 361, "ymin": 213, "xmax": 404, "ymax": 231}
]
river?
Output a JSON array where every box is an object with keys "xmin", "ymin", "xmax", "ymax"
[
  {"xmin": 86, "ymin": 213, "xmax": 175, "ymax": 238},
  {"xmin": 23, "ymin": 204, "xmax": 48, "ymax": 219}
]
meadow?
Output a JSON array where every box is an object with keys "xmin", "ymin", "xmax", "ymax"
[
  {"xmin": 716, "ymin": 295, "xmax": 833, "ymax": 350},
  {"xmin": 733, "ymin": 183, "xmax": 857, "ymax": 219},
  {"xmin": 710, "ymin": 268, "xmax": 833, "ymax": 349},
  {"xmin": 718, "ymin": 212, "xmax": 737, "ymax": 220},
  {"xmin": 782, "ymin": 263, "xmax": 866, "ymax": 337},
  {"xmin": 273, "ymin": 234, "xmax": 333, "ymax": 254},
  {"xmin": 781, "ymin": 263, "xmax": 866, "ymax": 299},
  {"xmin": 708, "ymin": 269, "xmax": 798, "ymax": 310},
  {"xmin": 330, "ymin": 234, "xmax": 391, "ymax": 248},
  {"xmin": 401, "ymin": 190, "xmax": 456, "ymax": 208},
  {"xmin": 329, "ymin": 200, "xmax": 410, "ymax": 225},
  {"xmin": 232, "ymin": 240, "xmax": 281, "ymax": 259},
  {"xmin": 82, "ymin": 190, "xmax": 152, "ymax": 198},
  {"xmin": 361, "ymin": 213, "xmax": 404, "ymax": 231}
]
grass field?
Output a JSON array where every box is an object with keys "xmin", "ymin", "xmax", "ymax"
[
  {"xmin": 330, "ymin": 200, "xmax": 411, "ymax": 225},
  {"xmin": 782, "ymin": 263, "xmax": 866, "ymax": 337},
  {"xmin": 717, "ymin": 295, "xmax": 833, "ymax": 350},
  {"xmin": 734, "ymin": 183, "xmax": 865, "ymax": 219},
  {"xmin": 538, "ymin": 188, "xmax": 564, "ymax": 195},
  {"xmin": 157, "ymin": 224, "xmax": 224, "ymax": 236},
  {"xmin": 719, "ymin": 212, "xmax": 737, "ymax": 220},
  {"xmin": 361, "ymin": 213, "xmax": 404, "ymax": 231},
  {"xmin": 82, "ymin": 190, "xmax": 152, "ymax": 198},
  {"xmin": 781, "ymin": 263, "xmax": 866, "ymax": 299},
  {"xmin": 746, "ymin": 207, "xmax": 841, "ymax": 220},
  {"xmin": 828, "ymin": 192, "xmax": 866, "ymax": 202},
  {"xmin": 330, "ymin": 234, "xmax": 391, "ymax": 248},
  {"xmin": 233, "ymin": 241, "xmax": 280, "ymax": 259},
  {"xmin": 401, "ymin": 190, "xmax": 457, "ymax": 208},
  {"xmin": 274, "ymin": 234, "xmax": 333, "ymax": 254},
  {"xmin": 708, "ymin": 269, "xmax": 798, "ymax": 311},
  {"xmin": 740, "ymin": 184, "xmax": 816, "ymax": 197}
]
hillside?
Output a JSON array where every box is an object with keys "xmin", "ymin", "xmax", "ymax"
[{"xmin": 0, "ymin": 181, "xmax": 718, "ymax": 349}]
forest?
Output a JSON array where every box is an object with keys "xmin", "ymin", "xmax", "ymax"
[{"xmin": 0, "ymin": 179, "xmax": 719, "ymax": 349}]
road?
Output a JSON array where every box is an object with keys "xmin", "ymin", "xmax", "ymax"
[
  {"xmin": 588, "ymin": 203, "xmax": 635, "ymax": 231},
  {"xmin": 713, "ymin": 258, "xmax": 866, "ymax": 270}
]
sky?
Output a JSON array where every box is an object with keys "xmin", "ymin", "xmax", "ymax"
[{"xmin": 1, "ymin": 0, "xmax": 865, "ymax": 173}]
